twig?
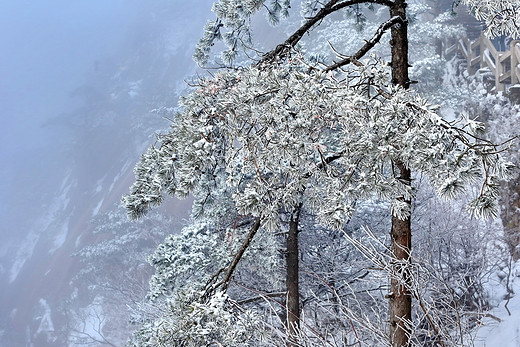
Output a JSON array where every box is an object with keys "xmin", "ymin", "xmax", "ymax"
[{"xmin": 325, "ymin": 16, "xmax": 405, "ymax": 72}]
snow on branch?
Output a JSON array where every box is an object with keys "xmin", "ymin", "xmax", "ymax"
[
  {"xmin": 123, "ymin": 58, "xmax": 512, "ymax": 227},
  {"xmin": 324, "ymin": 15, "xmax": 405, "ymax": 72},
  {"xmin": 194, "ymin": 0, "xmax": 291, "ymax": 66},
  {"xmin": 194, "ymin": 0, "xmax": 396, "ymax": 66},
  {"xmin": 461, "ymin": 0, "xmax": 520, "ymax": 38},
  {"xmin": 260, "ymin": 0, "xmax": 394, "ymax": 64}
]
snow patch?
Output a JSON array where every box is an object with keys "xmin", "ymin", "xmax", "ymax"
[
  {"xmin": 9, "ymin": 230, "xmax": 40, "ymax": 283},
  {"xmin": 9, "ymin": 173, "xmax": 77, "ymax": 280},
  {"xmin": 94, "ymin": 176, "xmax": 105, "ymax": 193},
  {"xmin": 58, "ymin": 173, "xmax": 74, "ymax": 211},
  {"xmin": 75, "ymin": 234, "xmax": 82, "ymax": 248},
  {"xmin": 476, "ymin": 262, "xmax": 520, "ymax": 346},
  {"xmin": 48, "ymin": 217, "xmax": 70, "ymax": 254},
  {"xmin": 440, "ymin": 106, "xmax": 456, "ymax": 122},
  {"xmin": 108, "ymin": 160, "xmax": 132, "ymax": 193},
  {"xmin": 92, "ymin": 198, "xmax": 104, "ymax": 217},
  {"xmin": 128, "ymin": 80, "xmax": 142, "ymax": 98},
  {"xmin": 35, "ymin": 298, "xmax": 56, "ymax": 343}
]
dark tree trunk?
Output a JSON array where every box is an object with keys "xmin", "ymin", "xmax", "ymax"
[
  {"xmin": 389, "ymin": 164, "xmax": 412, "ymax": 347},
  {"xmin": 389, "ymin": 1, "xmax": 412, "ymax": 346},
  {"xmin": 286, "ymin": 207, "xmax": 301, "ymax": 345},
  {"xmin": 390, "ymin": 0, "xmax": 410, "ymax": 88},
  {"xmin": 501, "ymin": 169, "xmax": 520, "ymax": 260}
]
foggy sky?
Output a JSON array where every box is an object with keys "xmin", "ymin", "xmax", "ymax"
[
  {"xmin": 0, "ymin": 1, "xmax": 216, "ymax": 345},
  {"xmin": 0, "ymin": 0, "xmax": 140, "ymax": 231},
  {"xmin": 0, "ymin": 1, "xmax": 215, "ymax": 241},
  {"xmin": 1, "ymin": 0, "xmax": 140, "ymax": 151}
]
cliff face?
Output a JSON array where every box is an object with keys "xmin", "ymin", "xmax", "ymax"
[{"xmin": 0, "ymin": 2, "xmax": 212, "ymax": 345}]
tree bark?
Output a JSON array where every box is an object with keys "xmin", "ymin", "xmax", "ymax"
[
  {"xmin": 501, "ymin": 169, "xmax": 520, "ymax": 260},
  {"xmin": 390, "ymin": 0, "xmax": 410, "ymax": 88},
  {"xmin": 389, "ymin": 164, "xmax": 412, "ymax": 347},
  {"xmin": 286, "ymin": 207, "xmax": 301, "ymax": 345},
  {"xmin": 389, "ymin": 1, "xmax": 412, "ymax": 346}
]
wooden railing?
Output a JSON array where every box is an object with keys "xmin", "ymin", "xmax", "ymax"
[{"xmin": 445, "ymin": 34, "xmax": 520, "ymax": 92}]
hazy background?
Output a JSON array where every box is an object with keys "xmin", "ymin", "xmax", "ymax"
[
  {"xmin": 0, "ymin": 0, "xmax": 210, "ymax": 236},
  {"xmin": 0, "ymin": 1, "xmax": 216, "ymax": 345}
]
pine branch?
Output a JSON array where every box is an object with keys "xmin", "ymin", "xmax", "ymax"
[
  {"xmin": 260, "ymin": 0, "xmax": 394, "ymax": 64},
  {"xmin": 203, "ymin": 217, "xmax": 262, "ymax": 300},
  {"xmin": 324, "ymin": 16, "xmax": 405, "ymax": 72}
]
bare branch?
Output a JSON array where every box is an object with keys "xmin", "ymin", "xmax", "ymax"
[
  {"xmin": 260, "ymin": 0, "xmax": 394, "ymax": 64},
  {"xmin": 324, "ymin": 16, "xmax": 405, "ymax": 72},
  {"xmin": 203, "ymin": 217, "xmax": 262, "ymax": 300}
]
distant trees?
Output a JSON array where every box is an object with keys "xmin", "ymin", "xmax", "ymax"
[
  {"xmin": 465, "ymin": 88, "xmax": 520, "ymax": 260},
  {"xmin": 123, "ymin": 1, "xmax": 514, "ymax": 346},
  {"xmin": 66, "ymin": 206, "xmax": 176, "ymax": 346}
]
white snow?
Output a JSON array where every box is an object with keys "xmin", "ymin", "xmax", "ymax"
[
  {"xmin": 108, "ymin": 159, "xmax": 132, "ymax": 192},
  {"xmin": 75, "ymin": 234, "xmax": 82, "ymax": 248},
  {"xmin": 476, "ymin": 262, "xmax": 520, "ymax": 346},
  {"xmin": 9, "ymin": 230, "xmax": 40, "ymax": 283},
  {"xmin": 459, "ymin": 38, "xmax": 468, "ymax": 57},
  {"xmin": 440, "ymin": 107, "xmax": 457, "ymax": 122},
  {"xmin": 9, "ymin": 173, "xmax": 77, "ymax": 281},
  {"xmin": 483, "ymin": 48, "xmax": 496, "ymax": 69},
  {"xmin": 94, "ymin": 176, "xmax": 105, "ymax": 193},
  {"xmin": 92, "ymin": 198, "xmax": 104, "ymax": 216},
  {"xmin": 58, "ymin": 173, "xmax": 74, "ymax": 211},
  {"xmin": 35, "ymin": 298, "xmax": 57, "ymax": 344},
  {"xmin": 36, "ymin": 299, "xmax": 55, "ymax": 334},
  {"xmin": 128, "ymin": 80, "xmax": 142, "ymax": 98},
  {"xmin": 48, "ymin": 217, "xmax": 70, "ymax": 254}
]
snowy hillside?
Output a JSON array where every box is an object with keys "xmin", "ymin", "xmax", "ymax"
[
  {"xmin": 0, "ymin": 1, "xmax": 214, "ymax": 345},
  {"xmin": 475, "ymin": 262, "xmax": 520, "ymax": 346}
]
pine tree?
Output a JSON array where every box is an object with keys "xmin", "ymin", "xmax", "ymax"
[
  {"xmin": 460, "ymin": 0, "xmax": 520, "ymax": 38},
  {"xmin": 123, "ymin": 1, "xmax": 513, "ymax": 345}
]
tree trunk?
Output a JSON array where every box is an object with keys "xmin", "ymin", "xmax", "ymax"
[
  {"xmin": 389, "ymin": 1, "xmax": 412, "ymax": 346},
  {"xmin": 501, "ymin": 169, "xmax": 520, "ymax": 260},
  {"xmin": 286, "ymin": 207, "xmax": 301, "ymax": 345},
  {"xmin": 390, "ymin": 0, "xmax": 410, "ymax": 89},
  {"xmin": 389, "ymin": 164, "xmax": 412, "ymax": 347}
]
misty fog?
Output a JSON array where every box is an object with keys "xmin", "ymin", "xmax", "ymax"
[{"xmin": 0, "ymin": 1, "xmax": 217, "ymax": 345}]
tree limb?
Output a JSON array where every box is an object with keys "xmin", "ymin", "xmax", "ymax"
[
  {"xmin": 237, "ymin": 291, "xmax": 287, "ymax": 305},
  {"xmin": 260, "ymin": 0, "xmax": 394, "ymax": 64},
  {"xmin": 203, "ymin": 217, "xmax": 262, "ymax": 300},
  {"xmin": 324, "ymin": 15, "xmax": 405, "ymax": 72}
]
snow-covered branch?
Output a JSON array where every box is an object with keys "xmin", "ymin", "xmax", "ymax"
[{"xmin": 461, "ymin": 0, "xmax": 520, "ymax": 38}]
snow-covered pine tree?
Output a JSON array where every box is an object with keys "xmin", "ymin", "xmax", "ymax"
[
  {"xmin": 460, "ymin": 0, "xmax": 520, "ymax": 38},
  {"xmin": 123, "ymin": 1, "xmax": 513, "ymax": 346},
  {"xmin": 68, "ymin": 206, "xmax": 177, "ymax": 345}
]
